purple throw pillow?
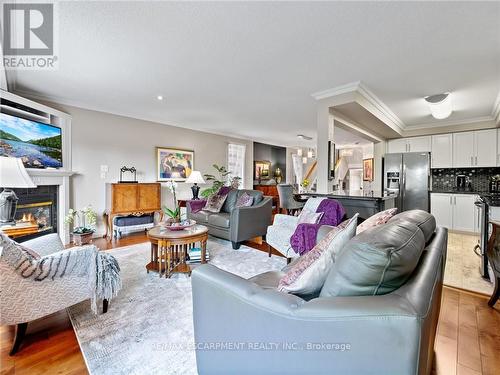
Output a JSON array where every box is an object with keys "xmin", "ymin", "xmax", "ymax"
[{"xmin": 235, "ymin": 192, "xmax": 254, "ymax": 208}]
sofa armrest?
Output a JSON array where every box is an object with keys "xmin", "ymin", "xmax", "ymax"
[
  {"xmin": 22, "ymin": 233, "xmax": 65, "ymax": 257},
  {"xmin": 229, "ymin": 197, "xmax": 273, "ymax": 242},
  {"xmin": 192, "ymin": 264, "xmax": 422, "ymax": 375}
]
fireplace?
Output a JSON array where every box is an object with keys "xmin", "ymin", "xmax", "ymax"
[{"xmin": 12, "ymin": 185, "xmax": 58, "ymax": 242}]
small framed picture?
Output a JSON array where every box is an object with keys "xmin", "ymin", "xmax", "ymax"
[
  {"xmin": 156, "ymin": 147, "xmax": 194, "ymax": 181},
  {"xmin": 363, "ymin": 158, "xmax": 374, "ymax": 182},
  {"xmin": 254, "ymin": 160, "xmax": 271, "ymax": 180}
]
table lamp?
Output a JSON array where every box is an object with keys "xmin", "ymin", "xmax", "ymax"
[
  {"xmin": 185, "ymin": 171, "xmax": 205, "ymax": 200},
  {"xmin": 0, "ymin": 157, "xmax": 37, "ymax": 225}
]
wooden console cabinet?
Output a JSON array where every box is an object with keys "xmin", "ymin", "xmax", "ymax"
[{"xmin": 104, "ymin": 183, "xmax": 161, "ymax": 238}]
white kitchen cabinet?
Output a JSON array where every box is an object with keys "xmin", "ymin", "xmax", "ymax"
[
  {"xmin": 431, "ymin": 193, "xmax": 453, "ymax": 229},
  {"xmin": 453, "ymin": 194, "xmax": 476, "ymax": 232},
  {"xmin": 474, "ymin": 129, "xmax": 497, "ymax": 167},
  {"xmin": 453, "ymin": 132, "xmax": 474, "ymax": 167},
  {"xmin": 387, "ymin": 136, "xmax": 431, "ymax": 153},
  {"xmin": 497, "ymin": 129, "xmax": 500, "ymax": 166},
  {"xmin": 431, "ymin": 134, "xmax": 453, "ymax": 168},
  {"xmin": 407, "ymin": 136, "xmax": 431, "ymax": 152},
  {"xmin": 431, "ymin": 193, "xmax": 476, "ymax": 233},
  {"xmin": 387, "ymin": 138, "xmax": 408, "ymax": 153}
]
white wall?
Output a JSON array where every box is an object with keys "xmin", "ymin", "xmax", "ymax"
[{"xmin": 44, "ymin": 103, "xmax": 253, "ymax": 236}]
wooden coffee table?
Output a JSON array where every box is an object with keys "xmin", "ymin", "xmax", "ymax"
[{"xmin": 147, "ymin": 224, "xmax": 208, "ymax": 278}]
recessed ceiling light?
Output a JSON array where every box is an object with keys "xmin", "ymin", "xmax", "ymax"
[
  {"xmin": 297, "ymin": 134, "xmax": 313, "ymax": 140},
  {"xmin": 157, "ymin": 95, "xmax": 164, "ymax": 101},
  {"xmin": 425, "ymin": 92, "xmax": 452, "ymax": 119}
]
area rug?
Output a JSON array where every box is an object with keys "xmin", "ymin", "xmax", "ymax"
[{"xmin": 67, "ymin": 238, "xmax": 286, "ymax": 375}]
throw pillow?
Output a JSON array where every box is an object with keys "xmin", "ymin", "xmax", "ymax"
[
  {"xmin": 278, "ymin": 214, "xmax": 358, "ymax": 295},
  {"xmin": 297, "ymin": 210, "xmax": 324, "ymax": 225},
  {"xmin": 235, "ymin": 192, "xmax": 254, "ymax": 208},
  {"xmin": 356, "ymin": 207, "xmax": 397, "ymax": 234},
  {"xmin": 204, "ymin": 193, "xmax": 228, "ymax": 213},
  {"xmin": 320, "ymin": 220, "xmax": 425, "ymax": 297},
  {"xmin": 0, "ymin": 232, "xmax": 41, "ymax": 260}
]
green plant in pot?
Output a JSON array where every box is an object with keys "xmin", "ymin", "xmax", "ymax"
[
  {"xmin": 201, "ymin": 164, "xmax": 241, "ymax": 198},
  {"xmin": 162, "ymin": 180, "xmax": 181, "ymax": 223},
  {"xmin": 65, "ymin": 206, "xmax": 97, "ymax": 245}
]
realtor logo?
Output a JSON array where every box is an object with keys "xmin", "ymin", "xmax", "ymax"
[{"xmin": 2, "ymin": 2, "xmax": 58, "ymax": 69}]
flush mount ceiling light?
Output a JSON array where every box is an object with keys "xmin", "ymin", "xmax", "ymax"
[
  {"xmin": 157, "ymin": 95, "xmax": 164, "ymax": 101},
  {"xmin": 297, "ymin": 134, "xmax": 313, "ymax": 140},
  {"xmin": 424, "ymin": 92, "xmax": 452, "ymax": 119}
]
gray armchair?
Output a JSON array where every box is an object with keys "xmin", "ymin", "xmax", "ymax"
[
  {"xmin": 277, "ymin": 184, "xmax": 304, "ymax": 215},
  {"xmin": 192, "ymin": 225, "xmax": 447, "ymax": 375},
  {"xmin": 187, "ymin": 189, "xmax": 273, "ymax": 249}
]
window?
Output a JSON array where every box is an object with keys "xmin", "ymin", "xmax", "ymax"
[{"xmin": 227, "ymin": 143, "xmax": 246, "ymax": 188}]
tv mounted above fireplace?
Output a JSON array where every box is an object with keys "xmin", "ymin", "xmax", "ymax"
[{"xmin": 0, "ymin": 112, "xmax": 63, "ymax": 169}]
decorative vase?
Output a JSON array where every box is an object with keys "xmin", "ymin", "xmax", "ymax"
[{"xmin": 72, "ymin": 231, "xmax": 93, "ymax": 246}]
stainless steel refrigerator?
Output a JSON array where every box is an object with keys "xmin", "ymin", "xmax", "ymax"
[{"xmin": 383, "ymin": 152, "xmax": 430, "ymax": 212}]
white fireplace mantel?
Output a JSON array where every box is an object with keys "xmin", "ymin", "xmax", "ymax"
[
  {"xmin": 2, "ymin": 90, "xmax": 74, "ymax": 245},
  {"xmin": 27, "ymin": 170, "xmax": 76, "ymax": 245}
]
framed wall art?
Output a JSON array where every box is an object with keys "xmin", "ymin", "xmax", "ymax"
[
  {"xmin": 156, "ymin": 147, "xmax": 194, "ymax": 181},
  {"xmin": 363, "ymin": 158, "xmax": 374, "ymax": 182}
]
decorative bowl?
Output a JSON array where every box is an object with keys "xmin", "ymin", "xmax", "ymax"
[{"xmin": 162, "ymin": 219, "xmax": 196, "ymax": 231}]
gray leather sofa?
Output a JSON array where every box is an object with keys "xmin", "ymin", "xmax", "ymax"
[
  {"xmin": 192, "ymin": 211, "xmax": 447, "ymax": 375},
  {"xmin": 187, "ymin": 189, "xmax": 273, "ymax": 249}
]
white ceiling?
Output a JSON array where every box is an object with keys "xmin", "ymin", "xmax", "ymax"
[
  {"xmin": 6, "ymin": 1, "xmax": 500, "ymax": 147},
  {"xmin": 333, "ymin": 126, "xmax": 372, "ymax": 148}
]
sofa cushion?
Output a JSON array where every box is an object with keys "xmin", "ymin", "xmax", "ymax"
[
  {"xmin": 239, "ymin": 190, "xmax": 263, "ymax": 205},
  {"xmin": 320, "ymin": 220, "xmax": 425, "ymax": 297},
  {"xmin": 356, "ymin": 208, "xmax": 398, "ymax": 234},
  {"xmin": 388, "ymin": 209, "xmax": 436, "ymax": 243},
  {"xmin": 278, "ymin": 214, "xmax": 358, "ymax": 296},
  {"xmin": 235, "ymin": 192, "xmax": 254, "ymax": 208},
  {"xmin": 221, "ymin": 189, "xmax": 238, "ymax": 213},
  {"xmin": 208, "ymin": 212, "xmax": 230, "ymax": 228},
  {"xmin": 204, "ymin": 193, "xmax": 228, "ymax": 213},
  {"xmin": 297, "ymin": 211, "xmax": 324, "ymax": 224},
  {"xmin": 189, "ymin": 210, "xmax": 211, "ymax": 224}
]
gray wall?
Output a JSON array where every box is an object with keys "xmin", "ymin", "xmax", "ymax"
[
  {"xmin": 253, "ymin": 142, "xmax": 286, "ymax": 182},
  {"xmin": 44, "ymin": 103, "xmax": 253, "ymax": 236}
]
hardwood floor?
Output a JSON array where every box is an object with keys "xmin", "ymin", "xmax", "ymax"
[{"xmin": 2, "ymin": 233, "xmax": 499, "ymax": 375}]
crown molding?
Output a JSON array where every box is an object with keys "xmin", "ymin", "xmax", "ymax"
[
  {"xmin": 312, "ymin": 81, "xmax": 406, "ymax": 135},
  {"xmin": 493, "ymin": 90, "xmax": 500, "ymax": 125},
  {"xmin": 404, "ymin": 116, "xmax": 495, "ymax": 131},
  {"xmin": 311, "ymin": 81, "xmax": 362, "ymax": 100}
]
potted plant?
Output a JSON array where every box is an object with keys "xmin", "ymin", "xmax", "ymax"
[
  {"xmin": 65, "ymin": 206, "xmax": 97, "ymax": 245},
  {"xmin": 162, "ymin": 180, "xmax": 181, "ymax": 223},
  {"xmin": 200, "ymin": 164, "xmax": 241, "ymax": 198}
]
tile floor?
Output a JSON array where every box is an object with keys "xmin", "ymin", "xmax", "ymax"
[{"xmin": 444, "ymin": 232, "xmax": 494, "ymax": 295}]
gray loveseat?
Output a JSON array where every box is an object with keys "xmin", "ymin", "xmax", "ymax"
[
  {"xmin": 192, "ymin": 210, "xmax": 447, "ymax": 375},
  {"xmin": 187, "ymin": 189, "xmax": 272, "ymax": 249}
]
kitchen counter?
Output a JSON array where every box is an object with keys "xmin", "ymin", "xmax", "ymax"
[
  {"xmin": 301, "ymin": 191, "xmax": 396, "ymax": 219},
  {"xmin": 302, "ymin": 190, "xmax": 397, "ymax": 201},
  {"xmin": 431, "ymin": 190, "xmax": 488, "ymax": 195}
]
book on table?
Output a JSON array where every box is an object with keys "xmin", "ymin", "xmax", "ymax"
[{"xmin": 187, "ymin": 247, "xmax": 210, "ymax": 263}]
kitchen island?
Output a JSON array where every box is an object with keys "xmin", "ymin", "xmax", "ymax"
[{"xmin": 301, "ymin": 190, "xmax": 397, "ymax": 220}]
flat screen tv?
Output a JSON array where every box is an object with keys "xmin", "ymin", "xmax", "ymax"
[{"xmin": 0, "ymin": 112, "xmax": 63, "ymax": 169}]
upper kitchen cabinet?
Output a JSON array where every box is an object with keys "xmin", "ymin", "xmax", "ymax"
[
  {"xmin": 498, "ymin": 129, "xmax": 500, "ymax": 166},
  {"xmin": 452, "ymin": 129, "xmax": 497, "ymax": 168},
  {"xmin": 387, "ymin": 136, "xmax": 431, "ymax": 153},
  {"xmin": 387, "ymin": 138, "xmax": 408, "ymax": 153},
  {"xmin": 431, "ymin": 134, "xmax": 453, "ymax": 168},
  {"xmin": 474, "ymin": 129, "xmax": 497, "ymax": 167},
  {"xmin": 407, "ymin": 136, "xmax": 432, "ymax": 152},
  {"xmin": 453, "ymin": 131, "xmax": 474, "ymax": 167}
]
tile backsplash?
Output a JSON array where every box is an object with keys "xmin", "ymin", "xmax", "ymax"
[{"xmin": 431, "ymin": 168, "xmax": 500, "ymax": 192}]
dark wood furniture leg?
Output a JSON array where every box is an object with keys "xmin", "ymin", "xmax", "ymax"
[
  {"xmin": 488, "ymin": 277, "xmax": 500, "ymax": 307},
  {"xmin": 103, "ymin": 299, "xmax": 109, "ymax": 313},
  {"xmin": 9, "ymin": 322, "xmax": 28, "ymax": 356},
  {"xmin": 232, "ymin": 241, "xmax": 241, "ymax": 250}
]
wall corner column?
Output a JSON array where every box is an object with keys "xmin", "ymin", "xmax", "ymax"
[{"xmin": 316, "ymin": 103, "xmax": 332, "ymax": 193}]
